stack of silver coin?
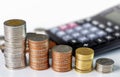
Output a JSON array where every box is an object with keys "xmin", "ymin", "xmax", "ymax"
[
  {"xmin": 95, "ymin": 58, "xmax": 114, "ymax": 73},
  {"xmin": 4, "ymin": 19, "xmax": 26, "ymax": 69}
]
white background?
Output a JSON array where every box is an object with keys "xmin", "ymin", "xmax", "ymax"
[{"xmin": 0, "ymin": 0, "xmax": 120, "ymax": 77}]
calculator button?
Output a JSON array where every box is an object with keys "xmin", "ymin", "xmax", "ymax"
[
  {"xmin": 67, "ymin": 22, "xmax": 78, "ymax": 28},
  {"xmin": 76, "ymin": 20, "xmax": 85, "ymax": 25},
  {"xmin": 87, "ymin": 33, "xmax": 97, "ymax": 40},
  {"xmin": 59, "ymin": 25, "xmax": 68, "ymax": 31},
  {"xmin": 92, "ymin": 20, "xmax": 99, "ymax": 25},
  {"xmin": 56, "ymin": 31, "xmax": 66, "ymax": 37},
  {"xmin": 105, "ymin": 28, "xmax": 113, "ymax": 33},
  {"xmin": 98, "ymin": 24, "xmax": 105, "ymax": 29},
  {"xmin": 114, "ymin": 25, "xmax": 120, "ymax": 30},
  {"xmin": 114, "ymin": 32, "xmax": 120, "ymax": 38},
  {"xmin": 105, "ymin": 35, "xmax": 115, "ymax": 41},
  {"xmin": 62, "ymin": 35, "xmax": 72, "ymax": 41},
  {"xmin": 74, "ymin": 26, "xmax": 82, "ymax": 31},
  {"xmin": 107, "ymin": 21, "xmax": 112, "ymax": 27},
  {"xmin": 81, "ymin": 29, "xmax": 89, "ymax": 35},
  {"xmin": 82, "ymin": 23, "xmax": 92, "ymax": 28},
  {"xmin": 95, "ymin": 38, "xmax": 106, "ymax": 44},
  {"xmin": 96, "ymin": 31, "xmax": 107, "ymax": 37},
  {"xmin": 78, "ymin": 36, "xmax": 88, "ymax": 43},
  {"xmin": 66, "ymin": 29, "xmax": 74, "ymax": 34},
  {"xmin": 50, "ymin": 27, "xmax": 59, "ymax": 34},
  {"xmin": 85, "ymin": 18, "xmax": 91, "ymax": 22},
  {"xmin": 72, "ymin": 32, "xmax": 80, "ymax": 38},
  {"xmin": 83, "ymin": 41, "xmax": 97, "ymax": 47},
  {"xmin": 89, "ymin": 26, "xmax": 99, "ymax": 32}
]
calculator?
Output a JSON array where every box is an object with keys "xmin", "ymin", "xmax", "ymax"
[{"xmin": 46, "ymin": 4, "xmax": 120, "ymax": 56}]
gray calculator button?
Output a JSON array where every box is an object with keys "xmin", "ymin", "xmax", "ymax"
[
  {"xmin": 107, "ymin": 21, "xmax": 112, "ymax": 27},
  {"xmin": 89, "ymin": 27, "xmax": 99, "ymax": 32},
  {"xmin": 92, "ymin": 20, "xmax": 99, "ymax": 25},
  {"xmin": 105, "ymin": 28, "xmax": 113, "ymax": 33},
  {"xmin": 85, "ymin": 18, "xmax": 91, "ymax": 22},
  {"xmin": 87, "ymin": 33, "xmax": 97, "ymax": 40},
  {"xmin": 50, "ymin": 27, "xmax": 59, "ymax": 33},
  {"xmin": 81, "ymin": 29, "xmax": 89, "ymax": 35},
  {"xmin": 78, "ymin": 36, "xmax": 88, "ymax": 42},
  {"xmin": 114, "ymin": 25, "xmax": 120, "ymax": 30},
  {"xmin": 62, "ymin": 35, "xmax": 72, "ymax": 41},
  {"xmin": 114, "ymin": 32, "xmax": 120, "ymax": 37},
  {"xmin": 96, "ymin": 31, "xmax": 107, "ymax": 37},
  {"xmin": 72, "ymin": 32, "xmax": 80, "ymax": 38},
  {"xmin": 66, "ymin": 29, "xmax": 74, "ymax": 34},
  {"xmin": 56, "ymin": 31, "xmax": 66, "ymax": 37},
  {"xmin": 99, "ymin": 24, "xmax": 105, "ymax": 29},
  {"xmin": 82, "ymin": 23, "xmax": 92, "ymax": 28},
  {"xmin": 74, "ymin": 26, "xmax": 82, "ymax": 31}
]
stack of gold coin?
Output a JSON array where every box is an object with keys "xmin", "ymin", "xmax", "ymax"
[
  {"xmin": 52, "ymin": 45, "xmax": 72, "ymax": 72},
  {"xmin": 28, "ymin": 34, "xmax": 49, "ymax": 70},
  {"xmin": 4, "ymin": 19, "xmax": 26, "ymax": 69},
  {"xmin": 75, "ymin": 47, "xmax": 94, "ymax": 73}
]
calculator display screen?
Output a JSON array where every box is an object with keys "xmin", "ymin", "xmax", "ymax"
[{"xmin": 105, "ymin": 11, "xmax": 120, "ymax": 24}]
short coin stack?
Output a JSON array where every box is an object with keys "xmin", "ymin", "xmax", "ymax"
[
  {"xmin": 52, "ymin": 45, "xmax": 72, "ymax": 72},
  {"xmin": 28, "ymin": 34, "xmax": 49, "ymax": 70},
  {"xmin": 4, "ymin": 19, "xmax": 26, "ymax": 69},
  {"xmin": 75, "ymin": 47, "xmax": 94, "ymax": 73},
  {"xmin": 95, "ymin": 58, "xmax": 114, "ymax": 73}
]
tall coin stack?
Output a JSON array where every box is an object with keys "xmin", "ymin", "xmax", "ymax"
[
  {"xmin": 4, "ymin": 19, "xmax": 26, "ymax": 69},
  {"xmin": 52, "ymin": 45, "xmax": 72, "ymax": 72},
  {"xmin": 75, "ymin": 47, "xmax": 94, "ymax": 73},
  {"xmin": 28, "ymin": 34, "xmax": 49, "ymax": 70}
]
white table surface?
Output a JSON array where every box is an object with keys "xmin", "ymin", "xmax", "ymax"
[{"xmin": 0, "ymin": 0, "xmax": 120, "ymax": 77}]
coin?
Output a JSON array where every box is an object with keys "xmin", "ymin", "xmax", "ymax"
[
  {"xmin": 75, "ymin": 47, "xmax": 94, "ymax": 73},
  {"xmin": 52, "ymin": 45, "xmax": 72, "ymax": 72},
  {"xmin": 95, "ymin": 58, "xmax": 114, "ymax": 73},
  {"xmin": 28, "ymin": 34, "xmax": 49, "ymax": 70},
  {"xmin": 4, "ymin": 19, "xmax": 26, "ymax": 69}
]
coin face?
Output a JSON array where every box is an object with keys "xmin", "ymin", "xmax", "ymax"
[
  {"xmin": 28, "ymin": 34, "xmax": 48, "ymax": 42},
  {"xmin": 4, "ymin": 19, "xmax": 26, "ymax": 27},
  {"xmin": 96, "ymin": 58, "xmax": 114, "ymax": 65},
  {"xmin": 76, "ymin": 47, "xmax": 94, "ymax": 55},
  {"xmin": 52, "ymin": 45, "xmax": 72, "ymax": 53}
]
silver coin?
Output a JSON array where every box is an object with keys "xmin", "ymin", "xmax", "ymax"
[{"xmin": 95, "ymin": 58, "xmax": 114, "ymax": 73}]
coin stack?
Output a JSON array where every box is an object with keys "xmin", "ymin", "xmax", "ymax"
[
  {"xmin": 28, "ymin": 34, "xmax": 49, "ymax": 70},
  {"xmin": 75, "ymin": 47, "xmax": 94, "ymax": 73},
  {"xmin": 95, "ymin": 58, "xmax": 114, "ymax": 73},
  {"xmin": 4, "ymin": 19, "xmax": 26, "ymax": 69},
  {"xmin": 52, "ymin": 45, "xmax": 72, "ymax": 72}
]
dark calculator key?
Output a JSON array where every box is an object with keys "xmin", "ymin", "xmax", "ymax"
[
  {"xmin": 105, "ymin": 28, "xmax": 113, "ymax": 33},
  {"xmin": 77, "ymin": 36, "xmax": 89, "ymax": 43},
  {"xmin": 105, "ymin": 35, "xmax": 115, "ymax": 41},
  {"xmin": 92, "ymin": 20, "xmax": 99, "ymax": 25},
  {"xmin": 95, "ymin": 38, "xmax": 106, "ymax": 44},
  {"xmin": 62, "ymin": 35, "xmax": 73, "ymax": 42},
  {"xmin": 106, "ymin": 21, "xmax": 112, "ymax": 27},
  {"xmin": 82, "ymin": 23, "xmax": 92, "ymax": 28},
  {"xmin": 114, "ymin": 32, "xmax": 120, "ymax": 38},
  {"xmin": 76, "ymin": 20, "xmax": 85, "ymax": 25},
  {"xmin": 98, "ymin": 24, "xmax": 106, "ymax": 29},
  {"xmin": 114, "ymin": 25, "xmax": 120, "ymax": 30},
  {"xmin": 82, "ymin": 41, "xmax": 97, "ymax": 47}
]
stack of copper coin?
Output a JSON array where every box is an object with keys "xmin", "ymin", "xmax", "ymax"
[
  {"xmin": 4, "ymin": 19, "xmax": 26, "ymax": 69},
  {"xmin": 28, "ymin": 34, "xmax": 49, "ymax": 70},
  {"xmin": 52, "ymin": 45, "xmax": 72, "ymax": 72},
  {"xmin": 75, "ymin": 47, "xmax": 94, "ymax": 73}
]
